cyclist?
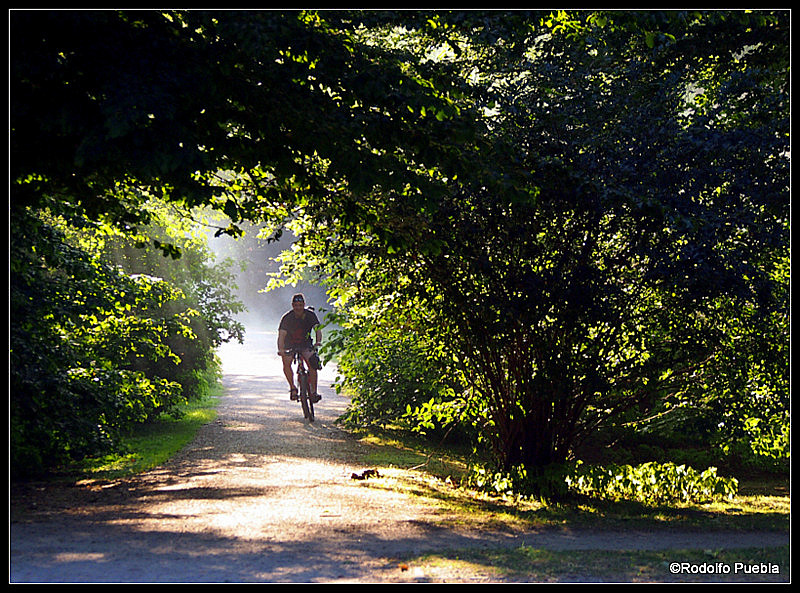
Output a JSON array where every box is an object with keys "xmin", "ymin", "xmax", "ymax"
[{"xmin": 277, "ymin": 293, "xmax": 322, "ymax": 402}]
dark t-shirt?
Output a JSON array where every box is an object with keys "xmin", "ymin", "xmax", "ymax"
[{"xmin": 279, "ymin": 309, "xmax": 320, "ymax": 349}]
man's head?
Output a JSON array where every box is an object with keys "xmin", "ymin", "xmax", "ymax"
[{"xmin": 291, "ymin": 293, "xmax": 305, "ymax": 313}]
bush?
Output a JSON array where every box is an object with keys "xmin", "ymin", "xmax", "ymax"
[
  {"xmin": 10, "ymin": 206, "xmax": 242, "ymax": 477},
  {"xmin": 564, "ymin": 461, "xmax": 738, "ymax": 504},
  {"xmin": 331, "ymin": 311, "xmax": 466, "ymax": 434},
  {"xmin": 466, "ymin": 460, "xmax": 739, "ymax": 505}
]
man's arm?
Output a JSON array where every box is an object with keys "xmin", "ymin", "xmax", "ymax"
[{"xmin": 277, "ymin": 329, "xmax": 288, "ymax": 354}]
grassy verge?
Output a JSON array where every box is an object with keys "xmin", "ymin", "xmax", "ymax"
[
  {"xmin": 349, "ymin": 427, "xmax": 789, "ymax": 531},
  {"xmin": 346, "ymin": 426, "xmax": 789, "ymax": 582},
  {"xmin": 405, "ymin": 545, "xmax": 790, "ymax": 583},
  {"xmin": 71, "ymin": 384, "xmax": 222, "ymax": 481}
]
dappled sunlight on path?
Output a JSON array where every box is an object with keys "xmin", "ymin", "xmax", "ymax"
[
  {"xmin": 10, "ymin": 329, "xmax": 790, "ymax": 583},
  {"xmin": 11, "ymin": 329, "xmax": 451, "ymax": 583}
]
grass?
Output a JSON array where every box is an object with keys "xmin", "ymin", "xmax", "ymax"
[
  {"xmin": 408, "ymin": 545, "xmax": 790, "ymax": 583},
  {"xmin": 346, "ymin": 426, "xmax": 790, "ymax": 582},
  {"xmin": 70, "ymin": 386, "xmax": 222, "ymax": 481},
  {"xmin": 349, "ymin": 426, "xmax": 789, "ymax": 530}
]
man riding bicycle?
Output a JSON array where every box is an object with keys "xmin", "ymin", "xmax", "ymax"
[{"xmin": 277, "ymin": 293, "xmax": 322, "ymax": 402}]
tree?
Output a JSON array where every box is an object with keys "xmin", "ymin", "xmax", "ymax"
[
  {"xmin": 465, "ymin": 10, "xmax": 790, "ymax": 472},
  {"xmin": 279, "ymin": 11, "xmax": 789, "ymax": 481},
  {"xmin": 11, "ymin": 10, "xmax": 481, "ymax": 237}
]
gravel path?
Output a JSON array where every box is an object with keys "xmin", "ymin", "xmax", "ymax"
[{"xmin": 9, "ymin": 332, "xmax": 789, "ymax": 583}]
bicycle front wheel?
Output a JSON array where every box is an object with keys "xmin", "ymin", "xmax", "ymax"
[{"xmin": 299, "ymin": 375, "xmax": 314, "ymax": 422}]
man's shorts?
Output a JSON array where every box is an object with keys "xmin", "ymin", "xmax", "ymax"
[{"xmin": 286, "ymin": 346, "xmax": 321, "ymax": 369}]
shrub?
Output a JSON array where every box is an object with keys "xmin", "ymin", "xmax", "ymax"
[
  {"xmin": 331, "ymin": 310, "xmax": 466, "ymax": 433},
  {"xmin": 466, "ymin": 460, "xmax": 738, "ymax": 505},
  {"xmin": 10, "ymin": 206, "xmax": 242, "ymax": 477}
]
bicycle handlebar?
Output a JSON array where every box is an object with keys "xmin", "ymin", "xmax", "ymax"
[{"xmin": 278, "ymin": 344, "xmax": 320, "ymax": 357}]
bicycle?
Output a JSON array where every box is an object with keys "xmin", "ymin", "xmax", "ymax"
[{"xmin": 285, "ymin": 347, "xmax": 319, "ymax": 422}]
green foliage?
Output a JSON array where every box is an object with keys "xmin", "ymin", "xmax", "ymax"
[
  {"xmin": 10, "ymin": 202, "xmax": 241, "ymax": 477},
  {"xmin": 10, "ymin": 10, "xmax": 482, "ymax": 239},
  {"xmin": 11, "ymin": 10, "xmax": 788, "ymax": 484},
  {"xmin": 308, "ymin": 10, "xmax": 789, "ymax": 476},
  {"xmin": 563, "ymin": 461, "xmax": 738, "ymax": 504},
  {"xmin": 467, "ymin": 460, "xmax": 738, "ymax": 505},
  {"xmin": 738, "ymin": 417, "xmax": 790, "ymax": 462},
  {"xmin": 72, "ymin": 381, "xmax": 221, "ymax": 480},
  {"xmin": 704, "ymin": 289, "xmax": 790, "ymax": 469},
  {"xmin": 98, "ymin": 204, "xmax": 245, "ymax": 396},
  {"xmin": 331, "ymin": 301, "xmax": 468, "ymax": 434}
]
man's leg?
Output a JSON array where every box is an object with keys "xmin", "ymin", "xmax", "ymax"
[
  {"xmin": 309, "ymin": 367, "xmax": 319, "ymax": 398},
  {"xmin": 282, "ymin": 353, "xmax": 297, "ymax": 399},
  {"xmin": 301, "ymin": 349, "xmax": 320, "ymax": 401}
]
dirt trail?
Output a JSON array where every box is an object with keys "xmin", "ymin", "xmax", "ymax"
[{"xmin": 9, "ymin": 332, "xmax": 789, "ymax": 583}]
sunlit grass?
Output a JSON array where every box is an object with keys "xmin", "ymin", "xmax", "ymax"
[
  {"xmin": 73, "ymin": 387, "xmax": 221, "ymax": 480},
  {"xmin": 349, "ymin": 428, "xmax": 789, "ymax": 582},
  {"xmin": 348, "ymin": 427, "xmax": 790, "ymax": 533},
  {"xmin": 406, "ymin": 545, "xmax": 789, "ymax": 583}
]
